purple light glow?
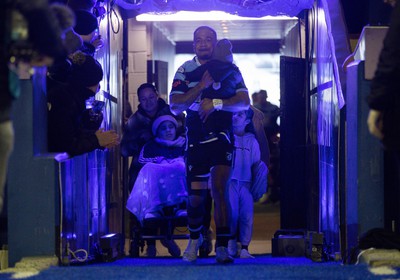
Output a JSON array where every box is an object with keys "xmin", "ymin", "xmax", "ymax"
[{"xmin": 115, "ymin": 0, "xmax": 314, "ymax": 17}]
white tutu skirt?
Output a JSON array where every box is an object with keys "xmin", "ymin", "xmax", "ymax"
[{"xmin": 126, "ymin": 160, "xmax": 187, "ymax": 224}]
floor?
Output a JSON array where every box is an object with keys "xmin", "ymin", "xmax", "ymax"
[
  {"xmin": 4, "ymin": 202, "xmax": 400, "ymax": 279},
  {"xmin": 125, "ymin": 201, "xmax": 281, "ymax": 257}
]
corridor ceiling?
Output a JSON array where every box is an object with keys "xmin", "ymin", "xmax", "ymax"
[
  {"xmin": 150, "ymin": 19, "xmax": 299, "ymax": 42},
  {"xmin": 115, "ymin": 0, "xmax": 313, "ymax": 42}
]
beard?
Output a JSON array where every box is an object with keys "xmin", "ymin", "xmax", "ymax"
[{"xmin": 197, "ymin": 53, "xmax": 212, "ymax": 61}]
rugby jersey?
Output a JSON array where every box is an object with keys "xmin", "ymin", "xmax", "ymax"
[{"xmin": 170, "ymin": 56, "xmax": 248, "ymax": 142}]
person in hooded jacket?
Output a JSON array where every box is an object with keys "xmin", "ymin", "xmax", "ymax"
[{"xmin": 47, "ymin": 51, "xmax": 119, "ymax": 157}]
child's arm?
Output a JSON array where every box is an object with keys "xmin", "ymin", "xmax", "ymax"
[
  {"xmin": 251, "ymin": 105, "xmax": 270, "ymax": 166},
  {"xmin": 138, "ymin": 143, "xmax": 165, "ymax": 164}
]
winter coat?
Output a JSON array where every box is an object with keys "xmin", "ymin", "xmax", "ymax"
[
  {"xmin": 47, "ymin": 83, "xmax": 101, "ymax": 156},
  {"xmin": 367, "ymin": 2, "xmax": 400, "ymax": 151}
]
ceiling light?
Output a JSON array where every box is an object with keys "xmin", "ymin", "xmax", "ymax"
[{"xmin": 136, "ymin": 11, "xmax": 296, "ymax": 21}]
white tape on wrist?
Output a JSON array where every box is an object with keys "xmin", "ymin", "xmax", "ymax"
[{"xmin": 212, "ymin": 99, "xmax": 223, "ymax": 111}]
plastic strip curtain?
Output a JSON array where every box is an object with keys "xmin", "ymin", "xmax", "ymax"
[{"xmin": 312, "ymin": 1, "xmax": 341, "ymax": 254}]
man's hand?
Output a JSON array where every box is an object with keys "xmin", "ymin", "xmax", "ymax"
[
  {"xmin": 367, "ymin": 109, "xmax": 384, "ymax": 140},
  {"xmin": 95, "ymin": 128, "xmax": 120, "ymax": 148},
  {"xmin": 197, "ymin": 70, "xmax": 215, "ymax": 122},
  {"xmin": 169, "ymin": 70, "xmax": 214, "ymax": 115},
  {"xmin": 199, "ymin": 70, "xmax": 214, "ymax": 90},
  {"xmin": 199, "ymin": 98, "xmax": 215, "ymax": 122},
  {"xmin": 91, "ymin": 35, "xmax": 104, "ymax": 50}
]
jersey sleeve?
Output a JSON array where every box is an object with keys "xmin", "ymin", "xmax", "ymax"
[{"xmin": 170, "ymin": 64, "xmax": 189, "ymax": 96}]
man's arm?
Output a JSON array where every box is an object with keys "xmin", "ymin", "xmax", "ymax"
[
  {"xmin": 170, "ymin": 71, "xmax": 214, "ymax": 115},
  {"xmin": 170, "ymin": 83, "xmax": 203, "ymax": 115},
  {"xmin": 366, "ymin": 1, "xmax": 400, "ymax": 141},
  {"xmin": 198, "ymin": 91, "xmax": 250, "ymax": 122},
  {"xmin": 367, "ymin": 1, "xmax": 400, "ymax": 111},
  {"xmin": 215, "ymin": 90, "xmax": 250, "ymax": 112}
]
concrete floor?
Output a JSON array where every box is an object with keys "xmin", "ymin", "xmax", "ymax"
[{"xmin": 125, "ymin": 201, "xmax": 281, "ymax": 257}]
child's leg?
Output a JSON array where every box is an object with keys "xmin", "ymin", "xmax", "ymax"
[
  {"xmin": 228, "ymin": 180, "xmax": 240, "ymax": 257},
  {"xmin": 238, "ymin": 183, "xmax": 254, "ymax": 248},
  {"xmin": 229, "ymin": 180, "xmax": 240, "ymax": 240}
]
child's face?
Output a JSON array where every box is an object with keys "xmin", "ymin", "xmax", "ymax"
[
  {"xmin": 157, "ymin": 121, "xmax": 176, "ymax": 141},
  {"xmin": 232, "ymin": 111, "xmax": 249, "ymax": 128}
]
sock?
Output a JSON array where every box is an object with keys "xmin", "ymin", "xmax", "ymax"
[{"xmin": 216, "ymin": 227, "xmax": 231, "ymax": 247}]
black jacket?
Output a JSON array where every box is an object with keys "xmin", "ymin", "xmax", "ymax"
[
  {"xmin": 367, "ymin": 2, "xmax": 400, "ymax": 150},
  {"xmin": 47, "ymin": 83, "xmax": 101, "ymax": 157}
]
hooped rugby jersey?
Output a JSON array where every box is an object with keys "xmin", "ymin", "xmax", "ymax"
[{"xmin": 170, "ymin": 57, "xmax": 248, "ymax": 142}]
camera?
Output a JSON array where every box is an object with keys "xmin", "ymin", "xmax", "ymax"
[{"xmin": 80, "ymin": 100, "xmax": 105, "ymax": 133}]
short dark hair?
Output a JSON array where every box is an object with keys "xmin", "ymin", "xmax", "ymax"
[
  {"xmin": 259, "ymin": 90, "xmax": 268, "ymax": 97},
  {"xmin": 193, "ymin": 26, "xmax": 217, "ymax": 41},
  {"xmin": 137, "ymin": 83, "xmax": 158, "ymax": 98}
]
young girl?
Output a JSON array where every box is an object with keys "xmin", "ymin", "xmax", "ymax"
[
  {"xmin": 228, "ymin": 108, "xmax": 267, "ymax": 258},
  {"xmin": 138, "ymin": 114, "xmax": 185, "ymax": 166},
  {"xmin": 126, "ymin": 115, "xmax": 187, "ymax": 258}
]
